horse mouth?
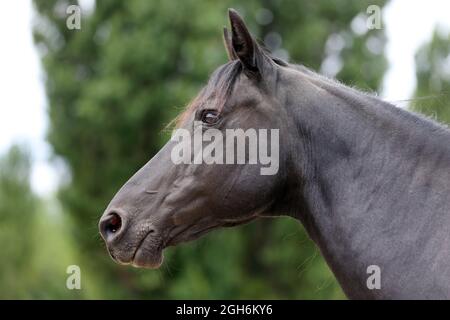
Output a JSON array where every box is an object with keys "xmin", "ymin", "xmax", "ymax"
[{"xmin": 129, "ymin": 223, "xmax": 220, "ymax": 269}]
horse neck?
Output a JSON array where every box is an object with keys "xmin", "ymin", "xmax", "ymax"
[{"xmin": 281, "ymin": 69, "xmax": 450, "ymax": 298}]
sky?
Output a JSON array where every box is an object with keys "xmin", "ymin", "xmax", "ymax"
[{"xmin": 0, "ymin": 0, "xmax": 449, "ymax": 196}]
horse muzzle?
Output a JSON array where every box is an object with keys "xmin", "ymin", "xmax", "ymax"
[{"xmin": 99, "ymin": 208, "xmax": 165, "ymax": 269}]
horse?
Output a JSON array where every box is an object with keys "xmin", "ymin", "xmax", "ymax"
[{"xmin": 99, "ymin": 9, "xmax": 450, "ymax": 299}]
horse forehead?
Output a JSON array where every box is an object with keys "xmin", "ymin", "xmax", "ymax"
[{"xmin": 229, "ymin": 75, "xmax": 262, "ymax": 101}]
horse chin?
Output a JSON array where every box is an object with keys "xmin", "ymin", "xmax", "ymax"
[
  {"xmin": 130, "ymin": 234, "xmax": 164, "ymax": 269},
  {"xmin": 131, "ymin": 245, "xmax": 164, "ymax": 269}
]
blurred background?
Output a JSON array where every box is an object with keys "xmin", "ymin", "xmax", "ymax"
[{"xmin": 0, "ymin": 0, "xmax": 450, "ymax": 299}]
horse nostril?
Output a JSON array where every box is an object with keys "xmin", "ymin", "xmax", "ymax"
[
  {"xmin": 100, "ymin": 212, "xmax": 123, "ymax": 240},
  {"xmin": 107, "ymin": 213, "xmax": 122, "ymax": 233}
]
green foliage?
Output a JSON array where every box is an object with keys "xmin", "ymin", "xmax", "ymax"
[
  {"xmin": 0, "ymin": 145, "xmax": 36, "ymax": 297},
  {"xmin": 0, "ymin": 145, "xmax": 102, "ymax": 298},
  {"xmin": 29, "ymin": 0, "xmax": 388, "ymax": 298},
  {"xmin": 412, "ymin": 29, "xmax": 450, "ymax": 124}
]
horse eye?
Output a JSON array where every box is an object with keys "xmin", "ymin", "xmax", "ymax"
[{"xmin": 201, "ymin": 110, "xmax": 220, "ymax": 125}]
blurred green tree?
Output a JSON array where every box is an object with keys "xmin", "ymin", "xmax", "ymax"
[
  {"xmin": 412, "ymin": 28, "xmax": 450, "ymax": 124},
  {"xmin": 0, "ymin": 145, "xmax": 103, "ymax": 298},
  {"xmin": 33, "ymin": 0, "xmax": 387, "ymax": 298},
  {"xmin": 0, "ymin": 145, "xmax": 36, "ymax": 297}
]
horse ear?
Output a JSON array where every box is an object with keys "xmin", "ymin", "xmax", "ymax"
[
  {"xmin": 223, "ymin": 27, "xmax": 237, "ymax": 61},
  {"xmin": 228, "ymin": 8, "xmax": 259, "ymax": 71}
]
